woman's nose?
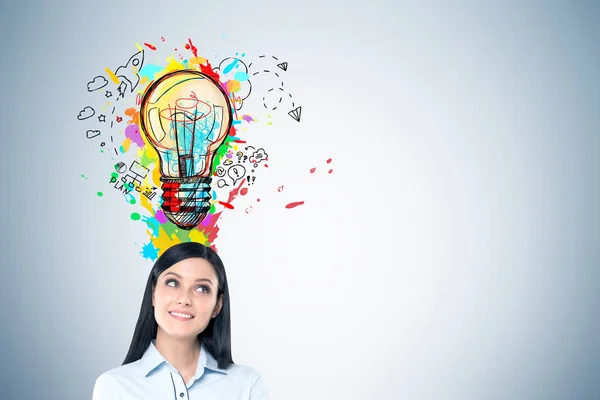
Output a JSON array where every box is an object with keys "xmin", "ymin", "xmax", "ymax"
[{"xmin": 177, "ymin": 296, "xmax": 191, "ymax": 305}]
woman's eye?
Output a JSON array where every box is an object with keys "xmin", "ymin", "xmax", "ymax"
[
  {"xmin": 196, "ymin": 285, "xmax": 209, "ymax": 293},
  {"xmin": 166, "ymin": 279, "xmax": 178, "ymax": 287}
]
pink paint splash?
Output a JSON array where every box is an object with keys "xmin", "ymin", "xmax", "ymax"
[
  {"xmin": 125, "ymin": 124, "xmax": 145, "ymax": 147},
  {"xmin": 155, "ymin": 209, "xmax": 168, "ymax": 224}
]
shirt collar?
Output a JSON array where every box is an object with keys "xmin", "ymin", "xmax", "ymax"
[{"xmin": 139, "ymin": 340, "xmax": 229, "ymax": 377}]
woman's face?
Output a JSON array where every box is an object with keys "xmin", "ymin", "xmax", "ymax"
[{"xmin": 152, "ymin": 257, "xmax": 223, "ymax": 342}]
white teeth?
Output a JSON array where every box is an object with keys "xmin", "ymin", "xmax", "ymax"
[{"xmin": 170, "ymin": 312, "xmax": 193, "ymax": 319}]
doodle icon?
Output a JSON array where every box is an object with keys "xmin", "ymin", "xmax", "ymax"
[{"xmin": 139, "ymin": 70, "xmax": 233, "ymax": 229}]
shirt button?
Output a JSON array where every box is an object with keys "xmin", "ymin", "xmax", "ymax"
[{"xmin": 180, "ymin": 393, "xmax": 184, "ymax": 397}]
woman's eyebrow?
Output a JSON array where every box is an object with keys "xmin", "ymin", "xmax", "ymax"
[{"xmin": 164, "ymin": 271, "xmax": 215, "ymax": 285}]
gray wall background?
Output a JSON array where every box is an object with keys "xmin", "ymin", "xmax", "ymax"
[{"xmin": 1, "ymin": 1, "xmax": 599, "ymax": 399}]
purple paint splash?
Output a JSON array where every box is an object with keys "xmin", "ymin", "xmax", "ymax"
[
  {"xmin": 155, "ymin": 209, "xmax": 168, "ymax": 224},
  {"xmin": 125, "ymin": 124, "xmax": 145, "ymax": 147}
]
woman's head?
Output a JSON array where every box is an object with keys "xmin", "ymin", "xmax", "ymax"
[{"xmin": 123, "ymin": 242, "xmax": 233, "ymax": 368}]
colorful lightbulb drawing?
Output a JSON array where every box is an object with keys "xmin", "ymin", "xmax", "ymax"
[{"xmin": 139, "ymin": 70, "xmax": 233, "ymax": 229}]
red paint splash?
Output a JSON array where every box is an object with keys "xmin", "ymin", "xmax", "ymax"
[
  {"xmin": 218, "ymin": 201, "xmax": 234, "ymax": 209},
  {"xmin": 329, "ymin": 169, "xmax": 333, "ymax": 174},
  {"xmin": 278, "ymin": 185, "xmax": 284, "ymax": 192},
  {"xmin": 286, "ymin": 201, "xmax": 305, "ymax": 209},
  {"xmin": 257, "ymin": 198, "xmax": 260, "ymax": 202},
  {"xmin": 327, "ymin": 158, "xmax": 332, "ymax": 163},
  {"xmin": 310, "ymin": 167, "xmax": 316, "ymax": 173},
  {"xmin": 199, "ymin": 180, "xmax": 245, "ymax": 252},
  {"xmin": 240, "ymin": 188, "xmax": 248, "ymax": 195},
  {"xmin": 233, "ymin": 140, "xmax": 247, "ymax": 143},
  {"xmin": 187, "ymin": 38, "xmax": 198, "ymax": 58},
  {"xmin": 198, "ymin": 59, "xmax": 221, "ymax": 83},
  {"xmin": 144, "ymin": 43, "xmax": 157, "ymax": 50}
]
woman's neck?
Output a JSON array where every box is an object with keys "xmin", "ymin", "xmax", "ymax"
[{"xmin": 154, "ymin": 331, "xmax": 201, "ymax": 375}]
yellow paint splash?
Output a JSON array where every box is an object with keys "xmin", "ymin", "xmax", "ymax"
[
  {"xmin": 150, "ymin": 228, "xmax": 183, "ymax": 253},
  {"xmin": 226, "ymin": 80, "xmax": 241, "ymax": 93},
  {"xmin": 121, "ymin": 137, "xmax": 132, "ymax": 153},
  {"xmin": 189, "ymin": 56, "xmax": 208, "ymax": 66},
  {"xmin": 105, "ymin": 67, "xmax": 120, "ymax": 85},
  {"xmin": 164, "ymin": 56, "xmax": 186, "ymax": 74},
  {"xmin": 189, "ymin": 229, "xmax": 209, "ymax": 245}
]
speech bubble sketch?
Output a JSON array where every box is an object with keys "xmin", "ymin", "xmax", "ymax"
[
  {"xmin": 88, "ymin": 76, "xmax": 108, "ymax": 91},
  {"xmin": 216, "ymin": 166, "xmax": 226, "ymax": 177},
  {"xmin": 86, "ymin": 130, "xmax": 101, "ymax": 139},
  {"xmin": 77, "ymin": 106, "xmax": 95, "ymax": 120},
  {"xmin": 227, "ymin": 164, "xmax": 246, "ymax": 185},
  {"xmin": 115, "ymin": 49, "xmax": 144, "ymax": 93},
  {"xmin": 216, "ymin": 179, "xmax": 229, "ymax": 188},
  {"xmin": 250, "ymin": 148, "xmax": 268, "ymax": 164}
]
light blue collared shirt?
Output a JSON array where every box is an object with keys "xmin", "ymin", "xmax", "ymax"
[{"xmin": 92, "ymin": 340, "xmax": 272, "ymax": 400}]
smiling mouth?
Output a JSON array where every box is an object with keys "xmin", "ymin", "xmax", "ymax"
[{"xmin": 169, "ymin": 311, "xmax": 194, "ymax": 320}]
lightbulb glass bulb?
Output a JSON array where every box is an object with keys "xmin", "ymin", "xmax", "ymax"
[{"xmin": 139, "ymin": 70, "xmax": 232, "ymax": 229}]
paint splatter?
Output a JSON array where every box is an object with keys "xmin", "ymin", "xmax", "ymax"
[
  {"xmin": 310, "ymin": 168, "xmax": 316, "ymax": 173},
  {"xmin": 219, "ymin": 201, "xmax": 234, "ymax": 209},
  {"xmin": 82, "ymin": 37, "xmax": 323, "ymax": 262},
  {"xmin": 285, "ymin": 201, "xmax": 305, "ymax": 209},
  {"xmin": 125, "ymin": 125, "xmax": 144, "ymax": 148},
  {"xmin": 187, "ymin": 38, "xmax": 199, "ymax": 58},
  {"xmin": 97, "ymin": 192, "xmax": 103, "ymax": 196},
  {"xmin": 140, "ymin": 241, "xmax": 158, "ymax": 260},
  {"xmin": 155, "ymin": 209, "xmax": 168, "ymax": 224}
]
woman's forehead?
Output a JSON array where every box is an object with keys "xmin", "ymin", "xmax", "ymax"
[{"xmin": 161, "ymin": 257, "xmax": 217, "ymax": 280}]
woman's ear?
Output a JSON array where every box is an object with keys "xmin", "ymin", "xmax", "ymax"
[
  {"xmin": 151, "ymin": 285, "xmax": 155, "ymax": 307},
  {"xmin": 212, "ymin": 294, "xmax": 223, "ymax": 318}
]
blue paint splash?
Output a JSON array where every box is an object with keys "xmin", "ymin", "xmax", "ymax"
[{"xmin": 140, "ymin": 241, "xmax": 159, "ymax": 260}]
